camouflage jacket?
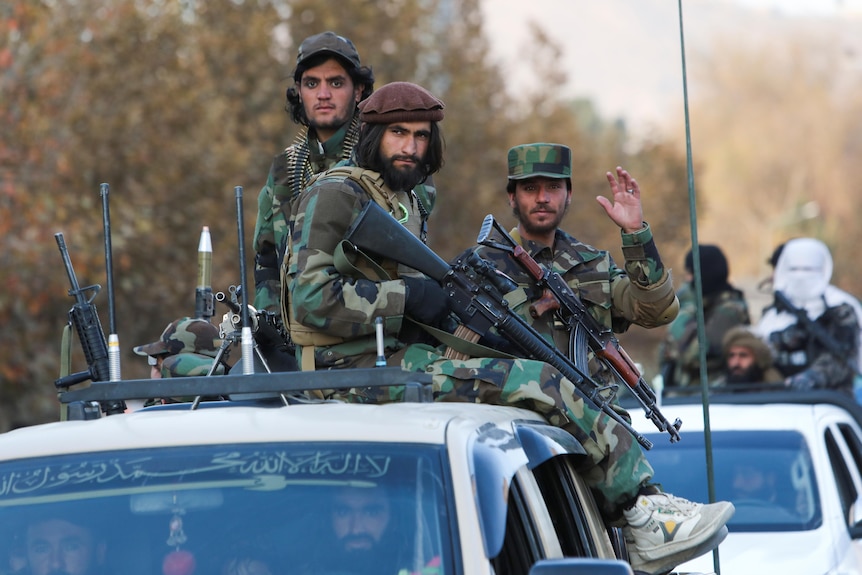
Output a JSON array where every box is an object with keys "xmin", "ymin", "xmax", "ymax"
[
  {"xmin": 472, "ymin": 225, "xmax": 678, "ymax": 344},
  {"xmin": 468, "ymin": 225, "xmax": 678, "ymax": 384},
  {"xmin": 286, "ymin": 167, "xmax": 432, "ymax": 369},
  {"xmin": 252, "ymin": 116, "xmax": 437, "ymax": 313},
  {"xmin": 764, "ymin": 301, "xmax": 859, "ymax": 393},
  {"xmin": 252, "ymin": 118, "xmax": 361, "ymax": 312},
  {"xmin": 658, "ymin": 286, "xmax": 751, "ymax": 388}
]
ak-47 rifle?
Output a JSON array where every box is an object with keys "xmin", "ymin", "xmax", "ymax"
[
  {"xmin": 54, "ymin": 233, "xmax": 126, "ymax": 415},
  {"xmin": 774, "ymin": 289, "xmax": 860, "ymax": 372},
  {"xmin": 345, "ymin": 201, "xmax": 670, "ymax": 449},
  {"xmin": 475, "ymin": 215, "xmax": 681, "ymax": 442}
]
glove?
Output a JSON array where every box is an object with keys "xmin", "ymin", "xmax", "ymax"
[{"xmin": 403, "ymin": 276, "xmax": 450, "ymax": 327}]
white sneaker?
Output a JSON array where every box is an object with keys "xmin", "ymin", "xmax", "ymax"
[
  {"xmin": 627, "ymin": 525, "xmax": 729, "ymax": 574},
  {"xmin": 623, "ymin": 493, "xmax": 734, "ymax": 566}
]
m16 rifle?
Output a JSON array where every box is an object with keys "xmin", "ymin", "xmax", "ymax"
[
  {"xmin": 54, "ymin": 233, "xmax": 126, "ymax": 416},
  {"xmin": 476, "ymin": 215, "xmax": 681, "ymax": 442},
  {"xmin": 344, "ymin": 201, "xmax": 679, "ymax": 448}
]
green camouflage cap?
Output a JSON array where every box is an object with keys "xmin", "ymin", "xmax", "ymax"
[
  {"xmin": 133, "ymin": 317, "xmax": 221, "ymax": 359},
  {"xmin": 507, "ymin": 143, "xmax": 572, "ymax": 180},
  {"xmin": 160, "ymin": 353, "xmax": 225, "ymax": 378}
]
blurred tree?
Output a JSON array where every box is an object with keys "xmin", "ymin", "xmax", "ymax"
[
  {"xmin": 684, "ymin": 32, "xmax": 862, "ymax": 297},
  {"xmin": 0, "ymin": 0, "xmax": 692, "ymax": 429}
]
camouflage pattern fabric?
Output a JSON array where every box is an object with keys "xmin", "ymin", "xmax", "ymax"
[
  {"xmin": 401, "ymin": 345, "xmax": 654, "ymax": 517},
  {"xmin": 658, "ymin": 287, "xmax": 750, "ymax": 388},
  {"xmin": 252, "ymin": 119, "xmax": 360, "ymax": 312},
  {"xmin": 767, "ymin": 302, "xmax": 859, "ymax": 393},
  {"xmin": 161, "ymin": 352, "xmax": 225, "ymax": 377},
  {"xmin": 133, "ymin": 317, "xmax": 221, "ymax": 358},
  {"xmin": 252, "ymin": 117, "xmax": 436, "ymax": 313},
  {"xmin": 507, "ymin": 143, "xmax": 572, "ymax": 179},
  {"xmin": 472, "ymin": 225, "xmax": 676, "ymax": 346},
  {"xmin": 289, "ymin": 174, "xmax": 654, "ymax": 517}
]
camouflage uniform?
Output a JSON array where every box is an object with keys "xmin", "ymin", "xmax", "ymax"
[
  {"xmin": 252, "ymin": 118, "xmax": 362, "ymax": 312},
  {"xmin": 658, "ymin": 245, "xmax": 750, "ymax": 388},
  {"xmin": 289, "ymin": 133, "xmax": 655, "ymax": 518},
  {"xmin": 252, "ymin": 32, "xmax": 436, "ymax": 313},
  {"xmin": 133, "ymin": 317, "xmax": 225, "ymax": 379},
  {"xmin": 757, "ymin": 237, "xmax": 861, "ymax": 393}
]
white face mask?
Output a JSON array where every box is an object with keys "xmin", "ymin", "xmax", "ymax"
[{"xmin": 773, "ymin": 238, "xmax": 832, "ymax": 312}]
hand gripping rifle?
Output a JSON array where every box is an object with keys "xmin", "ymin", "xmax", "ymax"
[
  {"xmin": 773, "ymin": 289, "xmax": 860, "ymax": 373},
  {"xmin": 475, "ymin": 216, "xmax": 681, "ymax": 442},
  {"xmin": 344, "ymin": 201, "xmax": 659, "ymax": 449},
  {"xmin": 54, "ymin": 233, "xmax": 126, "ymax": 415}
]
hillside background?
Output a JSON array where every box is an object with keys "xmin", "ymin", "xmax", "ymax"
[{"xmin": 2, "ymin": 0, "xmax": 861, "ymax": 428}]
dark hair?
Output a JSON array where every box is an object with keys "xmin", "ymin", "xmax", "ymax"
[
  {"xmin": 506, "ymin": 177, "xmax": 571, "ymax": 195},
  {"xmin": 285, "ymin": 54, "xmax": 374, "ymax": 126},
  {"xmin": 353, "ymin": 122, "xmax": 445, "ymax": 180}
]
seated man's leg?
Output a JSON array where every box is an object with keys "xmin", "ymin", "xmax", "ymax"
[{"xmin": 401, "ymin": 345, "xmax": 734, "ymax": 575}]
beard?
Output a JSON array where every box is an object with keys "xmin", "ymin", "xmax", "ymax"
[
  {"xmin": 726, "ymin": 364, "xmax": 765, "ymax": 384},
  {"xmin": 380, "ymin": 154, "xmax": 426, "ymax": 192},
  {"xmin": 512, "ymin": 202, "xmax": 568, "ymax": 239}
]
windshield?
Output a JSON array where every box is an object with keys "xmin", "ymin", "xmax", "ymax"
[
  {"xmin": 644, "ymin": 430, "xmax": 821, "ymax": 532},
  {"xmin": 0, "ymin": 443, "xmax": 453, "ymax": 575}
]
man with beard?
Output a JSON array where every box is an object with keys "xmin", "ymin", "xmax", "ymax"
[
  {"xmin": 467, "ymin": 143, "xmax": 680, "ymax": 389},
  {"xmin": 711, "ymin": 326, "xmax": 783, "ymax": 387},
  {"xmin": 289, "ymin": 127, "xmax": 733, "ymax": 575},
  {"xmin": 13, "ymin": 516, "xmax": 106, "ymax": 575},
  {"xmin": 318, "ymin": 486, "xmax": 402, "ymax": 575},
  {"xmin": 253, "ymin": 31, "xmax": 376, "ymax": 314}
]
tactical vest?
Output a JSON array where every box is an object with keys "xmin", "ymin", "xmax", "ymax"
[{"xmin": 282, "ymin": 166, "xmax": 424, "ymax": 352}]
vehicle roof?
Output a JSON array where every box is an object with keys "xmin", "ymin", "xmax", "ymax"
[
  {"xmin": 0, "ymin": 400, "xmax": 546, "ymax": 461},
  {"xmin": 630, "ymin": 390, "xmax": 862, "ymax": 435}
]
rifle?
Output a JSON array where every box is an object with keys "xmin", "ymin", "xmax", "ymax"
[
  {"xmin": 774, "ymin": 289, "xmax": 859, "ymax": 370},
  {"xmin": 54, "ymin": 233, "xmax": 126, "ymax": 415},
  {"xmin": 476, "ymin": 215, "xmax": 681, "ymax": 442},
  {"xmin": 344, "ymin": 201, "xmax": 663, "ymax": 449}
]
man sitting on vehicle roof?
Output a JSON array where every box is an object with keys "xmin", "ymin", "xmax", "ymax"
[{"xmin": 285, "ymin": 84, "xmax": 734, "ymax": 575}]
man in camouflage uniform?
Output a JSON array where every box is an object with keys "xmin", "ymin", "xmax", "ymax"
[
  {"xmin": 252, "ymin": 31, "xmax": 435, "ymax": 313},
  {"xmin": 657, "ymin": 245, "xmax": 751, "ymax": 389},
  {"xmin": 467, "ymin": 143, "xmax": 679, "ymax": 385},
  {"xmin": 756, "ymin": 237, "xmax": 860, "ymax": 393},
  {"xmin": 287, "ymin": 88, "xmax": 733, "ymax": 575},
  {"xmin": 252, "ymin": 31, "xmax": 374, "ymax": 313},
  {"xmin": 133, "ymin": 317, "xmax": 225, "ymax": 379}
]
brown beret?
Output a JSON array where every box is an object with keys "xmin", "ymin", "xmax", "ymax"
[{"xmin": 358, "ymin": 81, "xmax": 444, "ymax": 124}]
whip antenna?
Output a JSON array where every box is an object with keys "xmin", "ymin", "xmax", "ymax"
[
  {"xmin": 676, "ymin": 1, "xmax": 719, "ymax": 572},
  {"xmin": 100, "ymin": 183, "xmax": 121, "ymax": 381},
  {"xmin": 235, "ymin": 186, "xmax": 253, "ymax": 375}
]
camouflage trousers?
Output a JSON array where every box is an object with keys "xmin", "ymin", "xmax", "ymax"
[{"xmin": 400, "ymin": 344, "xmax": 654, "ymax": 519}]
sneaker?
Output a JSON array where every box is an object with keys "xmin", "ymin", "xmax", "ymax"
[
  {"xmin": 626, "ymin": 525, "xmax": 729, "ymax": 574},
  {"xmin": 623, "ymin": 493, "xmax": 734, "ymax": 565}
]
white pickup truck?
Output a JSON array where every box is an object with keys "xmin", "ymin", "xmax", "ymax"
[
  {"xmin": 631, "ymin": 389, "xmax": 862, "ymax": 575},
  {"xmin": 0, "ymin": 369, "xmax": 645, "ymax": 575}
]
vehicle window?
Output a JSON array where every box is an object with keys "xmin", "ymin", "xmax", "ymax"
[
  {"xmin": 0, "ymin": 443, "xmax": 453, "ymax": 575},
  {"xmin": 492, "ymin": 476, "xmax": 544, "ymax": 575},
  {"xmin": 826, "ymin": 428, "xmax": 858, "ymax": 521},
  {"xmin": 531, "ymin": 455, "xmax": 597, "ymax": 557},
  {"xmin": 838, "ymin": 422, "xmax": 862, "ymax": 475},
  {"xmin": 644, "ymin": 430, "xmax": 821, "ymax": 532}
]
